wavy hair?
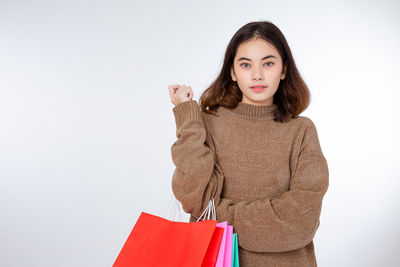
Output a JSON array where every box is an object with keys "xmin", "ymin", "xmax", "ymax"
[{"xmin": 199, "ymin": 20, "xmax": 310, "ymax": 123}]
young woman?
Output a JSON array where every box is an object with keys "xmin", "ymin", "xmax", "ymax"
[{"xmin": 168, "ymin": 21, "xmax": 329, "ymax": 267}]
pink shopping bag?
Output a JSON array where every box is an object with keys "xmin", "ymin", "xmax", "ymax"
[
  {"xmin": 215, "ymin": 221, "xmax": 228, "ymax": 267},
  {"xmin": 223, "ymin": 225, "xmax": 233, "ymax": 267}
]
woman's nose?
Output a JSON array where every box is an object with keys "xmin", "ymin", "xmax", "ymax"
[{"xmin": 252, "ymin": 68, "xmax": 264, "ymax": 80}]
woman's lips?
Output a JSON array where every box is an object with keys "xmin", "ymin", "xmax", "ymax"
[{"xmin": 250, "ymin": 86, "xmax": 267, "ymax": 92}]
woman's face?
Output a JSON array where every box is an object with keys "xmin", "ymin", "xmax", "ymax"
[{"xmin": 230, "ymin": 38, "xmax": 286, "ymax": 106}]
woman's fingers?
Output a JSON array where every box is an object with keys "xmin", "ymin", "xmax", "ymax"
[
  {"xmin": 188, "ymin": 89, "xmax": 193, "ymax": 100},
  {"xmin": 168, "ymin": 84, "xmax": 194, "ymax": 106},
  {"xmin": 168, "ymin": 84, "xmax": 180, "ymax": 97}
]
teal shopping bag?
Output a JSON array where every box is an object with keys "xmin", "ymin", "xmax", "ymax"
[{"xmin": 232, "ymin": 233, "xmax": 239, "ymax": 267}]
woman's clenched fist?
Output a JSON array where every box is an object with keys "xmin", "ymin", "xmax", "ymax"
[{"xmin": 168, "ymin": 84, "xmax": 194, "ymax": 106}]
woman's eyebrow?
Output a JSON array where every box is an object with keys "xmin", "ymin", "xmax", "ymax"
[{"xmin": 238, "ymin": 55, "xmax": 277, "ymax": 62}]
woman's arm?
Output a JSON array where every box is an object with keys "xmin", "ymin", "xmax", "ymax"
[
  {"xmin": 215, "ymin": 119, "xmax": 329, "ymax": 253},
  {"xmin": 171, "ymin": 100, "xmax": 224, "ymax": 219}
]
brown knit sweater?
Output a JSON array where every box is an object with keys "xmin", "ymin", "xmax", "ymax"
[{"xmin": 171, "ymin": 99, "xmax": 329, "ymax": 266}]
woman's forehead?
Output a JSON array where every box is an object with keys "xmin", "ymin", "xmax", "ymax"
[{"xmin": 235, "ymin": 39, "xmax": 280, "ymax": 60}]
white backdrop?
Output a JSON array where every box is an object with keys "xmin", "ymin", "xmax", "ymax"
[{"xmin": 1, "ymin": 0, "xmax": 399, "ymax": 266}]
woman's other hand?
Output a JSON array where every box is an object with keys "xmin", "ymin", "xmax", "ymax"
[{"xmin": 168, "ymin": 84, "xmax": 194, "ymax": 106}]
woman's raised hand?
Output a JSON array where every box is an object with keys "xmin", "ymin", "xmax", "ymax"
[{"xmin": 168, "ymin": 84, "xmax": 194, "ymax": 106}]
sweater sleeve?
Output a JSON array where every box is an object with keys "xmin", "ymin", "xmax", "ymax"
[
  {"xmin": 170, "ymin": 100, "xmax": 224, "ymax": 220},
  {"xmin": 215, "ymin": 119, "xmax": 329, "ymax": 253}
]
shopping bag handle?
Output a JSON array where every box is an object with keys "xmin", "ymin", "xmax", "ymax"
[{"xmin": 196, "ymin": 197, "xmax": 216, "ymax": 222}]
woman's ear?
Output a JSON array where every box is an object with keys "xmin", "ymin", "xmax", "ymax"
[
  {"xmin": 281, "ymin": 64, "xmax": 287, "ymax": 80},
  {"xmin": 230, "ymin": 67, "xmax": 237, "ymax": 82}
]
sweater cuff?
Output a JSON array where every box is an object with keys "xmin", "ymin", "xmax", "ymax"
[{"xmin": 172, "ymin": 100, "xmax": 202, "ymax": 129}]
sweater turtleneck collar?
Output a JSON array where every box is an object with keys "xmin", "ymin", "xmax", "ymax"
[{"xmin": 225, "ymin": 101, "xmax": 278, "ymax": 119}]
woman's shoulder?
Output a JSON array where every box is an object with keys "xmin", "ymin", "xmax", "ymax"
[
  {"xmin": 292, "ymin": 115, "xmax": 315, "ymax": 126},
  {"xmin": 281, "ymin": 115, "xmax": 319, "ymax": 137},
  {"xmin": 289, "ymin": 115, "xmax": 322, "ymax": 142}
]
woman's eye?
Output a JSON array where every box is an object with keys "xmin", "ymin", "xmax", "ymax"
[{"xmin": 240, "ymin": 62, "xmax": 273, "ymax": 68}]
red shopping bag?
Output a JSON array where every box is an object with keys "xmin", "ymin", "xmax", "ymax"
[
  {"xmin": 201, "ymin": 226, "xmax": 224, "ymax": 267},
  {"xmin": 113, "ymin": 211, "xmax": 224, "ymax": 267}
]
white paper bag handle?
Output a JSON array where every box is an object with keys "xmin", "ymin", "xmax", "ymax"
[
  {"xmin": 164, "ymin": 194, "xmax": 184, "ymax": 222},
  {"xmin": 196, "ymin": 197, "xmax": 216, "ymax": 222}
]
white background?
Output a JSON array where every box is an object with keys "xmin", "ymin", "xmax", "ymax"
[{"xmin": 1, "ymin": 0, "xmax": 399, "ymax": 266}]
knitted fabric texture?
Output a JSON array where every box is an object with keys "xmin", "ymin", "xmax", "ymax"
[{"xmin": 171, "ymin": 100, "xmax": 329, "ymax": 266}]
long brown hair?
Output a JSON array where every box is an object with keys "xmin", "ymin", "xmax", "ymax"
[{"xmin": 199, "ymin": 20, "xmax": 310, "ymax": 123}]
